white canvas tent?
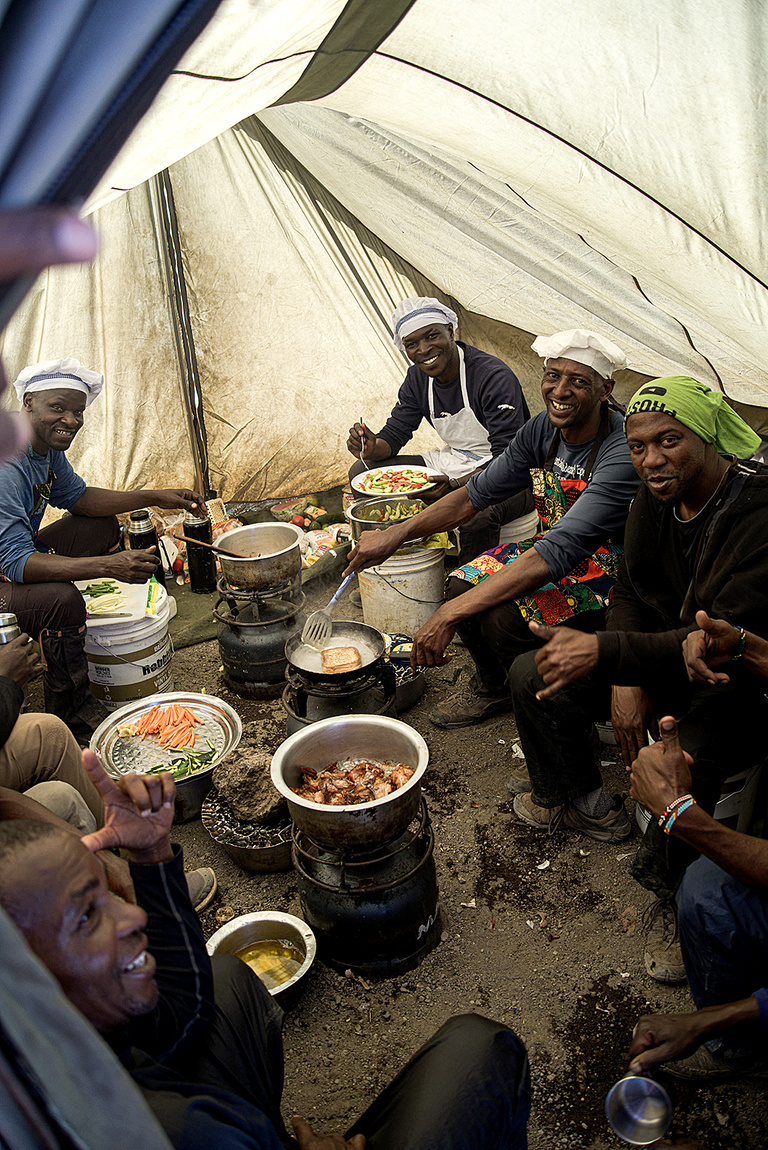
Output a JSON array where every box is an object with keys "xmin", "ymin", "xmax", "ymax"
[{"xmin": 2, "ymin": 0, "xmax": 766, "ymax": 499}]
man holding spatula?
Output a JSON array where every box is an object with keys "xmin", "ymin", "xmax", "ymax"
[{"xmin": 0, "ymin": 358, "xmax": 206, "ymax": 739}]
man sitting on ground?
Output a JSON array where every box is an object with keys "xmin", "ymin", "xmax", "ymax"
[
  {"xmin": 628, "ymin": 616, "xmax": 768, "ymax": 1081},
  {"xmin": 0, "ymin": 358, "xmax": 206, "ymax": 738},
  {"xmin": 510, "ymin": 377, "xmax": 767, "ymax": 983},
  {"xmin": 346, "ymin": 329, "xmax": 637, "ymax": 731},
  {"xmin": 0, "ymin": 752, "xmax": 531, "ymax": 1149}
]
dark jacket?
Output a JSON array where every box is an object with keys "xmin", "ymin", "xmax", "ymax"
[{"xmin": 598, "ymin": 459, "xmax": 768, "ymax": 684}]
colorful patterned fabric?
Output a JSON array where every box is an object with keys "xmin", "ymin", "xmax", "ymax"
[{"xmin": 452, "ymin": 466, "xmax": 623, "ymax": 626}]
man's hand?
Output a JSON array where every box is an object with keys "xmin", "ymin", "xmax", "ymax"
[
  {"xmin": 611, "ymin": 685, "xmax": 658, "ymax": 768},
  {"xmin": 291, "ymin": 1117, "xmax": 365, "ymax": 1150},
  {"xmin": 530, "ymin": 623, "xmax": 599, "ymax": 699},
  {"xmin": 421, "ymin": 475, "xmax": 451, "ymax": 503},
  {"xmin": 628, "ymin": 1012, "xmax": 704, "ymax": 1073},
  {"xmin": 630, "ymin": 716, "xmax": 694, "ymax": 818},
  {"xmin": 104, "ymin": 547, "xmax": 161, "ymax": 584},
  {"xmin": 0, "ymin": 633, "xmax": 40, "ymax": 687},
  {"xmin": 347, "ymin": 422, "xmax": 377, "ymax": 461},
  {"xmin": 344, "ymin": 527, "xmax": 404, "ymax": 575},
  {"xmin": 411, "ymin": 607, "xmax": 456, "ymax": 669},
  {"xmin": 79, "ymin": 750, "xmax": 174, "ymax": 864},
  {"xmin": 683, "ymin": 610, "xmax": 743, "ymax": 686},
  {"xmin": 152, "ymin": 489, "xmax": 207, "ymax": 517}
]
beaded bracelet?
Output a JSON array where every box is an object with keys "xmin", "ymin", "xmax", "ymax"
[
  {"xmin": 662, "ymin": 796, "xmax": 697, "ymax": 835},
  {"xmin": 657, "ymin": 793, "xmax": 693, "ymax": 828},
  {"xmin": 732, "ymin": 627, "xmax": 748, "ymax": 660}
]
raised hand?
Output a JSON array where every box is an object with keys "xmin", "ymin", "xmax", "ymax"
[
  {"xmin": 79, "ymin": 750, "xmax": 174, "ymax": 864},
  {"xmin": 683, "ymin": 610, "xmax": 743, "ymax": 685},
  {"xmin": 629, "ymin": 715, "xmax": 694, "ymax": 818}
]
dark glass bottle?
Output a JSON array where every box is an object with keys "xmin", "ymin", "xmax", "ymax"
[
  {"xmin": 127, "ymin": 509, "xmax": 166, "ymax": 586},
  {"xmin": 184, "ymin": 511, "xmax": 217, "ymax": 593}
]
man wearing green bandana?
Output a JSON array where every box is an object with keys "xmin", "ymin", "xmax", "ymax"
[{"xmin": 506, "ymin": 376, "xmax": 768, "ymax": 985}]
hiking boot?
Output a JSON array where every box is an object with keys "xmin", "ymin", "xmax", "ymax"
[
  {"xmin": 642, "ymin": 898, "xmax": 686, "ymax": 984},
  {"xmin": 186, "ymin": 867, "xmax": 218, "ymax": 913},
  {"xmin": 561, "ymin": 796, "xmax": 632, "ymax": 843},
  {"xmin": 505, "ymin": 764, "xmax": 532, "ymax": 794},
  {"xmin": 661, "ymin": 1044, "xmax": 768, "ymax": 1084},
  {"xmin": 513, "ymin": 791, "xmax": 565, "ymax": 831},
  {"xmin": 428, "ymin": 678, "xmax": 512, "ymax": 729}
]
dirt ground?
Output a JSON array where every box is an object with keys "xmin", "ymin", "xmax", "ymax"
[{"xmin": 100, "ymin": 572, "xmax": 767, "ymax": 1149}]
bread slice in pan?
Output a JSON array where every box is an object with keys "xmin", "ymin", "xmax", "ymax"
[{"xmin": 321, "ymin": 646, "xmax": 362, "ymax": 674}]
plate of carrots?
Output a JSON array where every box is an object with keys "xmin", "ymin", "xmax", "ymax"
[{"xmin": 89, "ymin": 692, "xmax": 242, "ymax": 783}]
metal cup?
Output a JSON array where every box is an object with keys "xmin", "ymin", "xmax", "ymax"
[
  {"xmin": 0, "ymin": 613, "xmax": 20, "ymax": 644},
  {"xmin": 605, "ymin": 1072, "xmax": 672, "ymax": 1145}
]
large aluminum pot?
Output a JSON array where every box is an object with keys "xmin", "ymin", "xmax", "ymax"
[
  {"xmin": 217, "ymin": 523, "xmax": 303, "ymax": 590},
  {"xmin": 271, "ymin": 715, "xmax": 428, "ymax": 850}
]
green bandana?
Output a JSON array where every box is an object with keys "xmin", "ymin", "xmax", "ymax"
[{"xmin": 624, "ymin": 376, "xmax": 761, "ymax": 458}]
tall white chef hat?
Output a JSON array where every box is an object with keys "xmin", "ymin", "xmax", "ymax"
[
  {"xmin": 13, "ymin": 358, "xmax": 104, "ymax": 406},
  {"xmin": 531, "ymin": 329, "xmax": 628, "ymax": 379},
  {"xmin": 392, "ymin": 297, "xmax": 459, "ymax": 352}
]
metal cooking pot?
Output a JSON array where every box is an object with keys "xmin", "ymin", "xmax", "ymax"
[
  {"xmin": 284, "ymin": 621, "xmax": 386, "ymax": 683},
  {"xmin": 217, "ymin": 523, "xmax": 303, "ymax": 590},
  {"xmin": 270, "ymin": 714, "xmax": 429, "ymax": 849},
  {"xmin": 347, "ymin": 496, "xmax": 427, "ymax": 542}
]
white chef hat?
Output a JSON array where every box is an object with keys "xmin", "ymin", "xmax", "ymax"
[
  {"xmin": 392, "ymin": 297, "xmax": 458, "ymax": 352},
  {"xmin": 13, "ymin": 358, "xmax": 104, "ymax": 406},
  {"xmin": 531, "ymin": 329, "xmax": 628, "ymax": 379}
]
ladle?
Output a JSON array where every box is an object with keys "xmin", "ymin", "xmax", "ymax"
[{"xmin": 177, "ymin": 535, "xmax": 244, "ymax": 559}]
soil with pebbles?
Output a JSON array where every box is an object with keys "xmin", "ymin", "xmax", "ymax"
[{"xmin": 59, "ymin": 571, "xmax": 768, "ymax": 1149}]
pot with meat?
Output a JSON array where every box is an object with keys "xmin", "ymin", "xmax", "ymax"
[{"xmin": 270, "ymin": 714, "xmax": 428, "ymax": 849}]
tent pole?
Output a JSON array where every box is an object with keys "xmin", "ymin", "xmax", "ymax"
[{"xmin": 149, "ymin": 169, "xmax": 213, "ymax": 497}]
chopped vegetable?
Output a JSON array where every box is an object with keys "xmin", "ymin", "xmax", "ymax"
[
  {"xmin": 358, "ymin": 468, "xmax": 432, "ymax": 494},
  {"xmin": 136, "ymin": 703, "xmax": 205, "ymax": 748},
  {"xmin": 144, "ymin": 740, "xmax": 217, "ymax": 780}
]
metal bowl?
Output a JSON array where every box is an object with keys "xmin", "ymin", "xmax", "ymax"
[
  {"xmin": 270, "ymin": 714, "xmax": 429, "ymax": 849},
  {"xmin": 347, "ymin": 496, "xmax": 427, "ymax": 542},
  {"xmin": 216, "ymin": 523, "xmax": 303, "ymax": 590},
  {"xmin": 206, "ymin": 911, "xmax": 316, "ymax": 997},
  {"xmin": 89, "ymin": 692, "xmax": 243, "ymax": 822}
]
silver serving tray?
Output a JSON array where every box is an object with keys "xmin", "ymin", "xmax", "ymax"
[{"xmin": 89, "ymin": 692, "xmax": 242, "ymax": 779}]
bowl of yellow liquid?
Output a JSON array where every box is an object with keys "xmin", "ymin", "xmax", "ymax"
[{"xmin": 206, "ymin": 911, "xmax": 316, "ymax": 996}]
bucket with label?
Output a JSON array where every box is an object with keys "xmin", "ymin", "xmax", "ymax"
[
  {"xmin": 84, "ymin": 586, "xmax": 174, "ymax": 709},
  {"xmin": 358, "ymin": 547, "xmax": 445, "ymax": 635}
]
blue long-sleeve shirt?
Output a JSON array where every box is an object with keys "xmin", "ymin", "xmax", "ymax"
[
  {"xmin": 466, "ymin": 408, "xmax": 639, "ymax": 581},
  {"xmin": 0, "ymin": 444, "xmax": 86, "ymax": 582}
]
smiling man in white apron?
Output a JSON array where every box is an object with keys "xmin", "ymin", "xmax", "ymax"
[{"xmin": 348, "ymin": 298, "xmax": 534, "ymax": 555}]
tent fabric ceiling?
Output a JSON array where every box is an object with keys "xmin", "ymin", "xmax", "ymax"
[{"xmin": 2, "ymin": 0, "xmax": 766, "ymax": 498}]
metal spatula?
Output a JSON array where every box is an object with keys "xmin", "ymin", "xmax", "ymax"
[{"xmin": 301, "ymin": 571, "xmax": 357, "ymax": 649}]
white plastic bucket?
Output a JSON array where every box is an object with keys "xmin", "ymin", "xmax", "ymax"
[
  {"xmin": 84, "ymin": 588, "xmax": 174, "ymax": 709},
  {"xmin": 358, "ymin": 547, "xmax": 445, "ymax": 635},
  {"xmin": 497, "ymin": 507, "xmax": 540, "ymax": 546}
]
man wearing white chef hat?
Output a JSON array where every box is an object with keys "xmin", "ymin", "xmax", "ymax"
[
  {"xmin": 346, "ymin": 327, "xmax": 638, "ymax": 744},
  {"xmin": 0, "ymin": 357, "xmax": 206, "ymax": 741},
  {"xmin": 347, "ymin": 297, "xmax": 534, "ymax": 556}
]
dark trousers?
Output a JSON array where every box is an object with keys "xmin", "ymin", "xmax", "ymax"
[
  {"xmin": 0, "ymin": 513, "xmax": 120, "ymax": 636},
  {"xmin": 153, "ymin": 957, "xmax": 531, "ymax": 1149},
  {"xmin": 445, "ymin": 575, "xmax": 606, "ymax": 695},
  {"xmin": 509, "ymin": 650, "xmax": 768, "ymax": 899},
  {"xmin": 349, "ymin": 456, "xmax": 534, "ymax": 561},
  {"xmin": 678, "ymin": 856, "xmax": 768, "ymax": 1059}
]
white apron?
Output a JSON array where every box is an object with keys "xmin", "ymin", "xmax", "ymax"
[{"xmin": 421, "ymin": 347, "xmax": 493, "ymax": 480}]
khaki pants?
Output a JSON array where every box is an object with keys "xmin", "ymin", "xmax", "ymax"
[{"xmin": 0, "ymin": 713, "xmax": 104, "ymax": 826}]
